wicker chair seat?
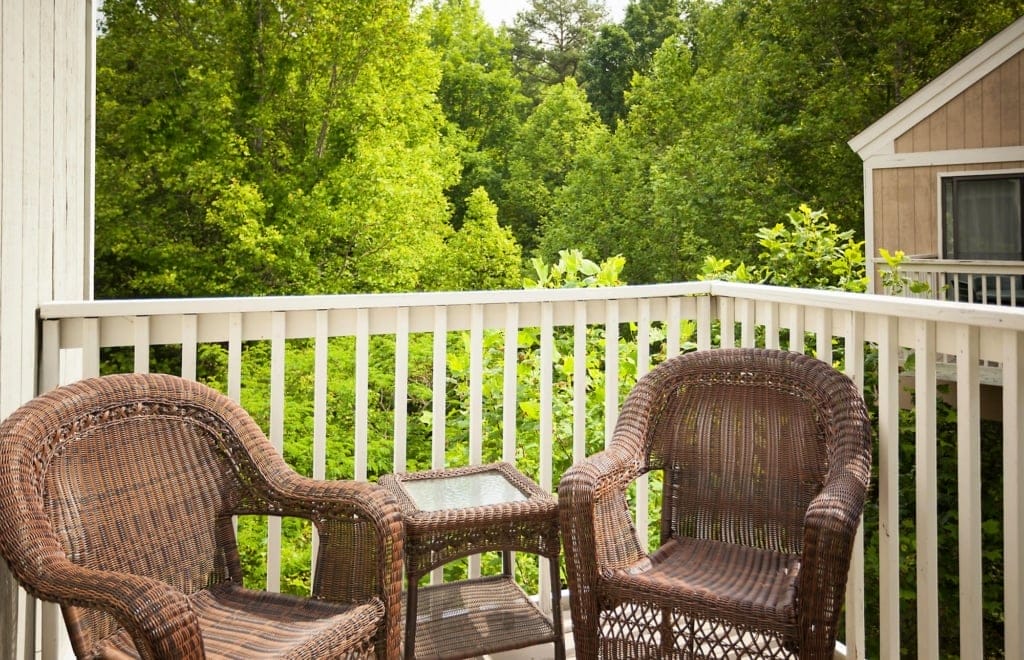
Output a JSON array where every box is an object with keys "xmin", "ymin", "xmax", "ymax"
[
  {"xmin": 93, "ymin": 584, "xmax": 384, "ymax": 659},
  {"xmin": 604, "ymin": 536, "xmax": 800, "ymax": 630}
]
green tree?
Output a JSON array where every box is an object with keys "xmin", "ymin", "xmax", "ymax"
[
  {"xmin": 699, "ymin": 204, "xmax": 867, "ymax": 292},
  {"xmin": 503, "ymin": 79, "xmax": 605, "ymax": 252},
  {"xmin": 95, "ymin": 0, "xmax": 459, "ymax": 298},
  {"xmin": 540, "ymin": 1, "xmax": 1024, "ymax": 284},
  {"xmin": 420, "ymin": 0, "xmax": 530, "ymax": 228},
  {"xmin": 622, "ymin": 0, "xmax": 685, "ymax": 71},
  {"xmin": 508, "ymin": 0, "xmax": 607, "ymax": 101},
  {"xmin": 443, "ymin": 188, "xmax": 524, "ymax": 291},
  {"xmin": 579, "ymin": 24, "xmax": 636, "ymax": 126}
]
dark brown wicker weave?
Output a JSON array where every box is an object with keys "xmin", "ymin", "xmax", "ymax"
[
  {"xmin": 380, "ymin": 462, "xmax": 564, "ymax": 660},
  {"xmin": 558, "ymin": 348, "xmax": 872, "ymax": 659},
  {"xmin": 0, "ymin": 373, "xmax": 404, "ymax": 659}
]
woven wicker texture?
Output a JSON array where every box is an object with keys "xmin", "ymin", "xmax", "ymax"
[
  {"xmin": 380, "ymin": 462, "xmax": 564, "ymax": 659},
  {"xmin": 0, "ymin": 373, "xmax": 404, "ymax": 659},
  {"xmin": 559, "ymin": 348, "xmax": 872, "ymax": 659}
]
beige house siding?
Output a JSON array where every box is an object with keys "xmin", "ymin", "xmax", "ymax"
[
  {"xmin": 895, "ymin": 51, "xmax": 1024, "ymax": 152},
  {"xmin": 872, "ymin": 161, "xmax": 1024, "ymax": 261}
]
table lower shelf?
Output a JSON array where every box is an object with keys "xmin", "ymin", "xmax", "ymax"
[{"xmin": 408, "ymin": 574, "xmax": 559, "ymax": 659}]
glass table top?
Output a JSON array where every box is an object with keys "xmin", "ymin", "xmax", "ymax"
[{"xmin": 402, "ymin": 471, "xmax": 528, "ymax": 512}]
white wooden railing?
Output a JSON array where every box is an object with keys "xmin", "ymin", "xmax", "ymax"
[
  {"xmin": 27, "ymin": 281, "xmax": 1024, "ymax": 659},
  {"xmin": 876, "ymin": 256, "xmax": 1024, "ymax": 307}
]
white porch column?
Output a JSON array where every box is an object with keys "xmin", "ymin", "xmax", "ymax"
[{"xmin": 0, "ymin": 0, "xmax": 94, "ymax": 657}]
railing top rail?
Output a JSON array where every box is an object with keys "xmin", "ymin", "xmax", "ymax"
[
  {"xmin": 38, "ymin": 282, "xmax": 713, "ymax": 319},
  {"xmin": 706, "ymin": 281, "xmax": 1024, "ymax": 330},
  {"xmin": 870, "ymin": 257, "xmax": 1024, "ymax": 274},
  {"xmin": 37, "ymin": 280, "xmax": 1024, "ymax": 332}
]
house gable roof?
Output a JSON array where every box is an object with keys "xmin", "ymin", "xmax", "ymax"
[{"xmin": 849, "ymin": 16, "xmax": 1024, "ymax": 158}]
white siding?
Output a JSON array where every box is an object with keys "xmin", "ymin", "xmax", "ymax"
[{"xmin": 0, "ymin": 0, "xmax": 93, "ymax": 657}]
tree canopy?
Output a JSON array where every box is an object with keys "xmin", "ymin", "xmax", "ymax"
[{"xmin": 95, "ymin": 0, "xmax": 1024, "ymax": 297}]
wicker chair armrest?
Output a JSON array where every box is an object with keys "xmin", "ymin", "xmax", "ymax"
[
  {"xmin": 796, "ymin": 472, "xmax": 869, "ymax": 657},
  {"xmin": 268, "ymin": 475, "xmax": 404, "ymax": 659},
  {"xmin": 263, "ymin": 475, "xmax": 404, "ymax": 592},
  {"xmin": 29, "ymin": 557, "xmax": 203, "ymax": 658},
  {"xmin": 559, "ymin": 447, "xmax": 647, "ymax": 574}
]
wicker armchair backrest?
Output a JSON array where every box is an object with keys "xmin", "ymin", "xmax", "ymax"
[
  {"xmin": 0, "ymin": 373, "xmax": 264, "ymax": 654},
  {"xmin": 642, "ymin": 349, "xmax": 869, "ymax": 554}
]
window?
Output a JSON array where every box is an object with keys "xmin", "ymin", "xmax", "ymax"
[{"xmin": 942, "ymin": 173, "xmax": 1024, "ymax": 260}]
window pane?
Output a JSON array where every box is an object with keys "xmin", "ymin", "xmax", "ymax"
[{"xmin": 949, "ymin": 177, "xmax": 1022, "ymax": 260}]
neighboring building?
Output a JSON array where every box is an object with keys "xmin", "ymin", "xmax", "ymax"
[{"xmin": 850, "ymin": 16, "xmax": 1024, "ymax": 304}]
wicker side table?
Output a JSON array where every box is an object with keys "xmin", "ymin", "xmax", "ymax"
[{"xmin": 379, "ymin": 462, "xmax": 565, "ymax": 660}]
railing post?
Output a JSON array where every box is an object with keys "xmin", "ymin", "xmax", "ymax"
[{"xmin": 1003, "ymin": 330, "xmax": 1024, "ymax": 660}]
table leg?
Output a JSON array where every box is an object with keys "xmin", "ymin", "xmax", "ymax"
[
  {"xmin": 404, "ymin": 572, "xmax": 419, "ymax": 660},
  {"xmin": 549, "ymin": 555, "xmax": 565, "ymax": 660}
]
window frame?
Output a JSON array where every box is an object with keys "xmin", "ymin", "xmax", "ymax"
[{"xmin": 938, "ymin": 169, "xmax": 1024, "ymax": 261}]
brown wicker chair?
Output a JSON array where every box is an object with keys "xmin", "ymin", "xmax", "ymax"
[
  {"xmin": 559, "ymin": 348, "xmax": 872, "ymax": 659},
  {"xmin": 0, "ymin": 373, "xmax": 404, "ymax": 659}
]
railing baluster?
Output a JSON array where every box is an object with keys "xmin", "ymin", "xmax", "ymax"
[
  {"xmin": 181, "ymin": 314, "xmax": 197, "ymax": 380},
  {"xmin": 133, "ymin": 316, "xmax": 149, "ymax": 373},
  {"xmin": 956, "ymin": 325, "xmax": 983, "ymax": 659},
  {"xmin": 815, "ymin": 310, "xmax": 832, "ymax": 365},
  {"xmin": 469, "ymin": 304, "xmax": 484, "ymax": 467},
  {"xmin": 468, "ymin": 305, "xmax": 484, "ymax": 580},
  {"xmin": 539, "ymin": 302, "xmax": 555, "ymax": 613},
  {"xmin": 843, "ymin": 311, "xmax": 866, "ymax": 660},
  {"xmin": 311, "ymin": 310, "xmax": 328, "ymax": 583},
  {"xmin": 228, "ymin": 312, "xmax": 242, "ymax": 403},
  {"xmin": 267, "ymin": 312, "xmax": 286, "ymax": 593},
  {"xmin": 738, "ymin": 298, "xmax": 755, "ymax": 348},
  {"xmin": 430, "ymin": 306, "xmax": 447, "ymax": 585},
  {"xmin": 502, "ymin": 303, "xmax": 518, "ymax": 464},
  {"xmin": 431, "ymin": 306, "xmax": 447, "ymax": 472},
  {"xmin": 604, "ymin": 299, "xmax": 619, "ymax": 449},
  {"xmin": 667, "ymin": 296, "xmax": 681, "ymax": 356},
  {"xmin": 764, "ymin": 301, "xmax": 779, "ymax": 349},
  {"xmin": 393, "ymin": 307, "xmax": 409, "ymax": 472},
  {"xmin": 572, "ymin": 301, "xmax": 587, "ymax": 462},
  {"xmin": 697, "ymin": 295, "xmax": 712, "ymax": 350},
  {"xmin": 915, "ymin": 320, "xmax": 939, "ymax": 658},
  {"xmin": 719, "ymin": 297, "xmax": 735, "ymax": 349},
  {"xmin": 539, "ymin": 303, "xmax": 554, "ymax": 493},
  {"xmin": 636, "ymin": 300, "xmax": 651, "ymax": 552},
  {"xmin": 787, "ymin": 303, "xmax": 805, "ymax": 354},
  {"xmin": 877, "ymin": 314, "xmax": 901, "ymax": 660},
  {"xmin": 354, "ymin": 309, "xmax": 369, "ymax": 482}
]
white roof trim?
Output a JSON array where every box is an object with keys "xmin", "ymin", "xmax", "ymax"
[{"xmin": 849, "ymin": 16, "xmax": 1024, "ymax": 158}]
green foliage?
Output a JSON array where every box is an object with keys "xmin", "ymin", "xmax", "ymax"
[
  {"xmin": 420, "ymin": 1, "xmax": 530, "ymax": 228},
  {"xmin": 878, "ymin": 247, "xmax": 935, "ymax": 296},
  {"xmin": 503, "ymin": 79, "xmax": 605, "ymax": 251},
  {"xmin": 700, "ymin": 204, "xmax": 867, "ymax": 292},
  {"xmin": 524, "ymin": 249, "xmax": 625, "ymax": 288},
  {"xmin": 579, "ymin": 24, "xmax": 636, "ymax": 126},
  {"xmin": 538, "ymin": 1, "xmax": 1024, "ymax": 284},
  {"xmin": 95, "ymin": 0, "xmax": 460, "ymax": 298},
  {"xmin": 442, "ymin": 188, "xmax": 524, "ymax": 290},
  {"xmin": 507, "ymin": 0, "xmax": 607, "ymax": 100}
]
